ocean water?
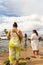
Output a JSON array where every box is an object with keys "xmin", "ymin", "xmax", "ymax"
[
  {"xmin": 0, "ymin": 39, "xmax": 43, "ymax": 52},
  {"xmin": 0, "ymin": 40, "xmax": 9, "ymax": 52}
]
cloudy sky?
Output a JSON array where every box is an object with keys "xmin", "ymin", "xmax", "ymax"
[
  {"xmin": 0, "ymin": 0, "xmax": 43, "ymax": 16},
  {"xmin": 0, "ymin": 0, "xmax": 43, "ymax": 36}
]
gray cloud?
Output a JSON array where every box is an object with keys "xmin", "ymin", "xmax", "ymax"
[
  {"xmin": 0, "ymin": 0, "xmax": 43, "ymax": 16},
  {"xmin": 0, "ymin": 14, "xmax": 43, "ymax": 36},
  {"xmin": 0, "ymin": 0, "xmax": 43, "ymax": 36}
]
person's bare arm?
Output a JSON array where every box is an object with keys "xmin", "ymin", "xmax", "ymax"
[
  {"xmin": 7, "ymin": 31, "xmax": 11, "ymax": 39},
  {"xmin": 19, "ymin": 30, "xmax": 23, "ymax": 42}
]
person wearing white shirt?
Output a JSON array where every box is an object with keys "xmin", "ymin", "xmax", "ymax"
[{"xmin": 31, "ymin": 30, "xmax": 39, "ymax": 56}]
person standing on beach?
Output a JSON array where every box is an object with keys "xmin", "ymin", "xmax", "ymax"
[
  {"xmin": 31, "ymin": 30, "xmax": 39, "ymax": 57},
  {"xmin": 24, "ymin": 33, "xmax": 28, "ymax": 48},
  {"xmin": 7, "ymin": 22, "xmax": 23, "ymax": 65}
]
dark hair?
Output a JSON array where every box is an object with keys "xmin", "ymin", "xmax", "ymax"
[
  {"xmin": 13, "ymin": 22, "xmax": 18, "ymax": 27},
  {"xmin": 33, "ymin": 30, "xmax": 38, "ymax": 36},
  {"xmin": 25, "ymin": 33, "xmax": 27, "ymax": 37}
]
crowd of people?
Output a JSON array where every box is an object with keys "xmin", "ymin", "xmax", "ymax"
[{"xmin": 7, "ymin": 22, "xmax": 39, "ymax": 65}]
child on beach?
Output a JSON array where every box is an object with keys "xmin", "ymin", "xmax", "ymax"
[{"xmin": 7, "ymin": 22, "xmax": 23, "ymax": 65}]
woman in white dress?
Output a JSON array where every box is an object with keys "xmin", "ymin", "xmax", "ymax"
[{"xmin": 31, "ymin": 30, "xmax": 39, "ymax": 56}]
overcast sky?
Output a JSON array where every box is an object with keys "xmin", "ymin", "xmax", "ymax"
[
  {"xmin": 0, "ymin": 0, "xmax": 43, "ymax": 36},
  {"xmin": 0, "ymin": 0, "xmax": 43, "ymax": 16}
]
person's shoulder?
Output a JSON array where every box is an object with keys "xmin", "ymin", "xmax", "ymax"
[
  {"xmin": 31, "ymin": 33, "xmax": 36, "ymax": 37},
  {"xmin": 8, "ymin": 29, "xmax": 11, "ymax": 34},
  {"xmin": 10, "ymin": 28, "xmax": 15, "ymax": 32},
  {"xmin": 18, "ymin": 29, "xmax": 22, "ymax": 33}
]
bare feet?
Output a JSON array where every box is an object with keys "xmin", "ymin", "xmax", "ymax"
[{"xmin": 15, "ymin": 60, "xmax": 19, "ymax": 65}]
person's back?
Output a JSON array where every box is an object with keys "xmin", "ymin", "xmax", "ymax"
[
  {"xmin": 7, "ymin": 22, "xmax": 23, "ymax": 65},
  {"xmin": 9, "ymin": 29, "xmax": 21, "ymax": 47}
]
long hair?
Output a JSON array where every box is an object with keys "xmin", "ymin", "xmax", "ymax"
[
  {"xmin": 25, "ymin": 33, "xmax": 27, "ymax": 38},
  {"xmin": 33, "ymin": 30, "xmax": 38, "ymax": 36}
]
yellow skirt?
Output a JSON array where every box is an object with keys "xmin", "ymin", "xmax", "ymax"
[{"xmin": 9, "ymin": 40, "xmax": 20, "ymax": 64}]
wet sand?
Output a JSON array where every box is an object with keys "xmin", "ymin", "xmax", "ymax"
[{"xmin": 0, "ymin": 45, "xmax": 43, "ymax": 65}]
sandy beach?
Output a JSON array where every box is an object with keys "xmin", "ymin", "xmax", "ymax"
[{"xmin": 0, "ymin": 45, "xmax": 43, "ymax": 65}]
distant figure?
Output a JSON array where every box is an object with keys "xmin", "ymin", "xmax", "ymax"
[
  {"xmin": 24, "ymin": 33, "xmax": 28, "ymax": 48},
  {"xmin": 7, "ymin": 22, "xmax": 23, "ymax": 65},
  {"xmin": 31, "ymin": 30, "xmax": 39, "ymax": 56}
]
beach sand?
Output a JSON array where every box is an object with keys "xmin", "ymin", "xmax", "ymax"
[{"xmin": 0, "ymin": 45, "xmax": 43, "ymax": 65}]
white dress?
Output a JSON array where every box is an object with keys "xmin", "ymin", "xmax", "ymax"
[{"xmin": 31, "ymin": 33, "xmax": 39, "ymax": 51}]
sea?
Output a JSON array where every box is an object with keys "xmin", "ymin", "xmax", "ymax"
[{"xmin": 0, "ymin": 39, "xmax": 43, "ymax": 52}]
